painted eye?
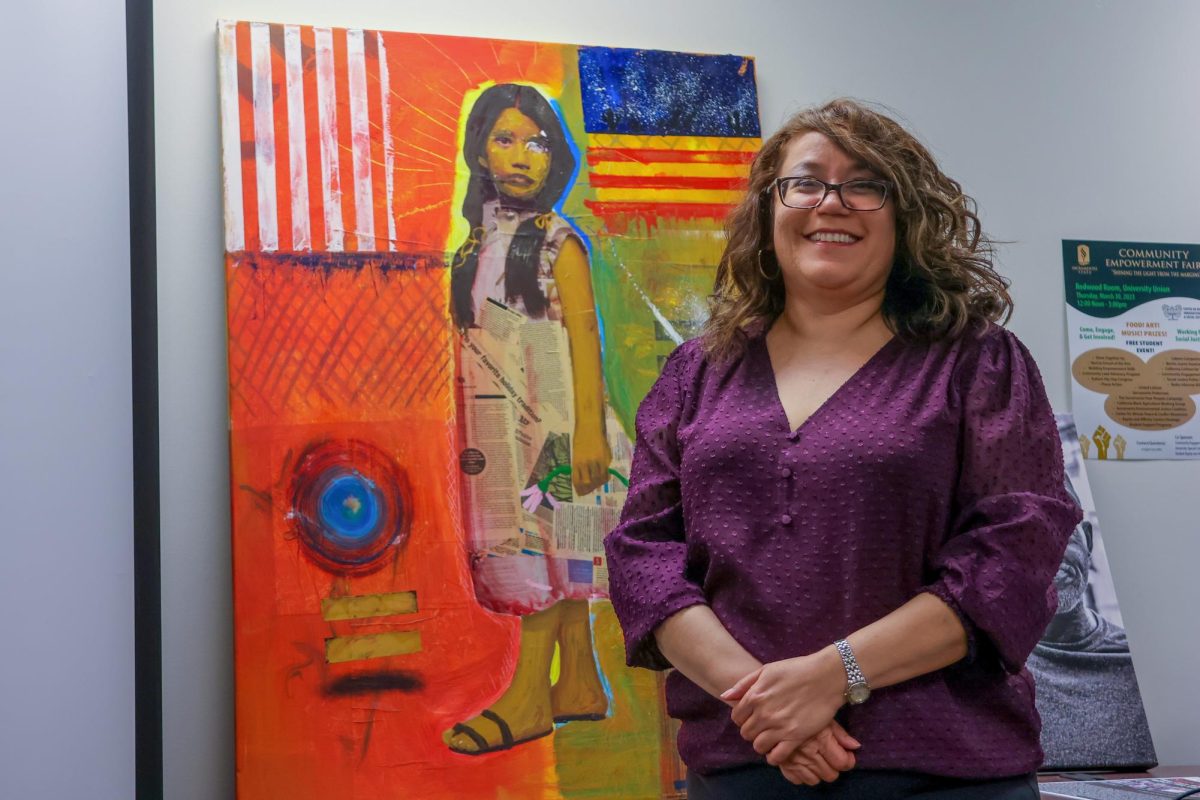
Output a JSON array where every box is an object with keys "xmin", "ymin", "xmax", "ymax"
[
  {"xmin": 492, "ymin": 134, "xmax": 513, "ymax": 147},
  {"xmin": 289, "ymin": 439, "xmax": 412, "ymax": 574},
  {"xmin": 525, "ymin": 138, "xmax": 549, "ymax": 155}
]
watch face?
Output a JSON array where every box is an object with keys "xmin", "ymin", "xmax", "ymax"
[{"xmin": 847, "ymin": 683, "xmax": 870, "ymax": 704}]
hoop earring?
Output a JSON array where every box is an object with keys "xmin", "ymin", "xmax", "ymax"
[{"xmin": 757, "ymin": 249, "xmax": 780, "ymax": 281}]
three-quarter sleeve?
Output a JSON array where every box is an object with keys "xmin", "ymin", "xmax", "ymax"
[
  {"xmin": 922, "ymin": 329, "xmax": 1082, "ymax": 673},
  {"xmin": 604, "ymin": 344, "xmax": 708, "ymax": 670}
]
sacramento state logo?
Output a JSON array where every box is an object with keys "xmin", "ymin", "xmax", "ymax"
[{"xmin": 1077, "ymin": 244, "xmax": 1091, "ymax": 267}]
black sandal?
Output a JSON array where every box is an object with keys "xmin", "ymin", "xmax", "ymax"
[{"xmin": 447, "ymin": 709, "xmax": 552, "ymax": 755}]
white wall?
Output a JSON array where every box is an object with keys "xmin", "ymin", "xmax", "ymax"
[
  {"xmin": 0, "ymin": 2, "xmax": 135, "ymax": 798},
  {"xmin": 153, "ymin": 1, "xmax": 1200, "ymax": 795}
]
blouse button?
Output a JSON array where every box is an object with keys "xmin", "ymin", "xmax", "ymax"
[
  {"xmin": 781, "ymin": 514, "xmax": 793, "ymax": 525},
  {"xmin": 780, "ymin": 467, "xmax": 792, "ymax": 478}
]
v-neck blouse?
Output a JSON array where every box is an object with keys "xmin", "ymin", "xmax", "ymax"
[
  {"xmin": 764, "ymin": 333, "xmax": 903, "ymax": 436},
  {"xmin": 603, "ymin": 325, "xmax": 1082, "ymax": 778}
]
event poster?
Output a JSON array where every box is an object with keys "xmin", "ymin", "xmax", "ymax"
[
  {"xmin": 218, "ymin": 19, "xmax": 759, "ymax": 799},
  {"xmin": 1063, "ymin": 239, "xmax": 1200, "ymax": 460}
]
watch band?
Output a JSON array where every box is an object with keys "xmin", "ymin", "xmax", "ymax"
[{"xmin": 834, "ymin": 638, "xmax": 870, "ymax": 704}]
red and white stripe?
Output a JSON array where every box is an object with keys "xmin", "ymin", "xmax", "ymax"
[
  {"xmin": 218, "ymin": 21, "xmax": 244, "ymax": 252},
  {"xmin": 378, "ymin": 32, "xmax": 397, "ymax": 252},
  {"xmin": 218, "ymin": 21, "xmax": 398, "ymax": 254},
  {"xmin": 249, "ymin": 22, "xmax": 279, "ymax": 251},
  {"xmin": 346, "ymin": 29, "xmax": 374, "ymax": 251},
  {"xmin": 313, "ymin": 27, "xmax": 344, "ymax": 252},
  {"xmin": 283, "ymin": 25, "xmax": 311, "ymax": 251}
]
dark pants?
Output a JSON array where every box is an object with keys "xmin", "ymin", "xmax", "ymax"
[{"xmin": 686, "ymin": 765, "xmax": 1040, "ymax": 799}]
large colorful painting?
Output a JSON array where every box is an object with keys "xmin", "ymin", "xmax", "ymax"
[{"xmin": 218, "ymin": 20, "xmax": 760, "ymax": 799}]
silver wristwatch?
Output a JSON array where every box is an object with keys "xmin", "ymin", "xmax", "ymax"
[{"xmin": 834, "ymin": 639, "xmax": 870, "ymax": 705}]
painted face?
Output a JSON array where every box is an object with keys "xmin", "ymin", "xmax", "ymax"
[
  {"xmin": 480, "ymin": 106, "xmax": 552, "ymax": 201},
  {"xmin": 771, "ymin": 131, "xmax": 897, "ymax": 297},
  {"xmin": 1052, "ymin": 522, "xmax": 1093, "ymax": 614}
]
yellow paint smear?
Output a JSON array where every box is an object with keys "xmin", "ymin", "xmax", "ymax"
[
  {"xmin": 593, "ymin": 187, "xmax": 744, "ymax": 204},
  {"xmin": 589, "ymin": 133, "xmax": 760, "ymax": 152},
  {"xmin": 325, "ymin": 631, "xmax": 422, "ymax": 663},
  {"xmin": 321, "ymin": 591, "xmax": 418, "ymax": 621},
  {"xmin": 590, "ymin": 161, "xmax": 747, "ymax": 178}
]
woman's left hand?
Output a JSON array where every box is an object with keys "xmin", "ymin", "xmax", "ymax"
[
  {"xmin": 721, "ymin": 647, "xmax": 846, "ymax": 760},
  {"xmin": 778, "ymin": 721, "xmax": 860, "ymax": 785},
  {"xmin": 571, "ymin": 424, "xmax": 612, "ymax": 495}
]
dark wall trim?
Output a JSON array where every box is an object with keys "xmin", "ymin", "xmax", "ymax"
[{"xmin": 126, "ymin": 0, "xmax": 163, "ymax": 796}]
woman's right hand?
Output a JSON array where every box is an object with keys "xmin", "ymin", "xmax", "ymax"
[
  {"xmin": 719, "ymin": 664, "xmax": 859, "ymax": 786},
  {"xmin": 775, "ymin": 722, "xmax": 860, "ymax": 786}
]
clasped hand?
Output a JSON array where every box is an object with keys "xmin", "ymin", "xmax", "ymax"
[{"xmin": 721, "ymin": 651, "xmax": 858, "ymax": 786}]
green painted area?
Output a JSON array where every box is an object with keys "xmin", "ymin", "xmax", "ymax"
[
  {"xmin": 553, "ymin": 50, "xmax": 728, "ymax": 435},
  {"xmin": 553, "ymin": 602, "xmax": 674, "ymax": 799},
  {"xmin": 591, "ymin": 218, "xmax": 723, "ymax": 436}
]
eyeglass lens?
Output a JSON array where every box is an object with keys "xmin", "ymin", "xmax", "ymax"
[{"xmin": 779, "ymin": 178, "xmax": 887, "ymax": 210}]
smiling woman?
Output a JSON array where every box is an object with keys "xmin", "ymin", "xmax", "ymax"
[
  {"xmin": 705, "ymin": 98, "xmax": 1013, "ymax": 362},
  {"xmin": 604, "ymin": 98, "xmax": 1082, "ymax": 799},
  {"xmin": 767, "ymin": 131, "xmax": 898, "ymax": 310}
]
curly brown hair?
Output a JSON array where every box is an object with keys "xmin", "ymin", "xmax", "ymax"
[{"xmin": 703, "ymin": 97, "xmax": 1011, "ymax": 360}]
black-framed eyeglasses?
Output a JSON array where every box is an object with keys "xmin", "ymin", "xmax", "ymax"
[{"xmin": 764, "ymin": 177, "xmax": 891, "ymax": 211}]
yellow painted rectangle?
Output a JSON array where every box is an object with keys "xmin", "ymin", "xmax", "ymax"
[
  {"xmin": 589, "ymin": 133, "xmax": 760, "ymax": 151},
  {"xmin": 593, "ymin": 187, "xmax": 744, "ymax": 204},
  {"xmin": 590, "ymin": 162, "xmax": 747, "ymax": 178},
  {"xmin": 321, "ymin": 591, "xmax": 418, "ymax": 621},
  {"xmin": 325, "ymin": 631, "xmax": 422, "ymax": 663}
]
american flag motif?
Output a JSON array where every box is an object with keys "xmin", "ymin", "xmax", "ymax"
[{"xmin": 583, "ymin": 133, "xmax": 756, "ymax": 221}]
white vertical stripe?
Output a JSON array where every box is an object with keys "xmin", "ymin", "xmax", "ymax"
[
  {"xmin": 283, "ymin": 25, "xmax": 310, "ymax": 251},
  {"xmin": 378, "ymin": 32, "xmax": 396, "ymax": 252},
  {"xmin": 346, "ymin": 30, "xmax": 374, "ymax": 251},
  {"xmin": 249, "ymin": 23, "xmax": 279, "ymax": 251},
  {"xmin": 217, "ymin": 21, "xmax": 244, "ymax": 252},
  {"xmin": 314, "ymin": 27, "xmax": 343, "ymax": 251}
]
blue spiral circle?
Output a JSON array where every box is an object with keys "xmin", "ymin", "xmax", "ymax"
[
  {"xmin": 290, "ymin": 439, "xmax": 411, "ymax": 574},
  {"xmin": 317, "ymin": 474, "xmax": 382, "ymax": 542}
]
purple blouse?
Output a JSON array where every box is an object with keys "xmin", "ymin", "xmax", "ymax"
[{"xmin": 603, "ymin": 325, "xmax": 1082, "ymax": 778}]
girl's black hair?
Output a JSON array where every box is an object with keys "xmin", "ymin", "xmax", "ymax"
[{"xmin": 449, "ymin": 84, "xmax": 577, "ymax": 328}]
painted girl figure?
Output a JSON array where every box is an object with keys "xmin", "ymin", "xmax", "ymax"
[{"xmin": 445, "ymin": 83, "xmax": 613, "ymax": 754}]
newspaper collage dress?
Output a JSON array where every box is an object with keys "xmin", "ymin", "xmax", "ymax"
[{"xmin": 459, "ymin": 198, "xmax": 632, "ymax": 616}]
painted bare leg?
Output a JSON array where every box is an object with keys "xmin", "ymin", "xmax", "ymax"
[
  {"xmin": 443, "ymin": 604, "xmax": 559, "ymax": 755},
  {"xmin": 550, "ymin": 599, "xmax": 608, "ymax": 722}
]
